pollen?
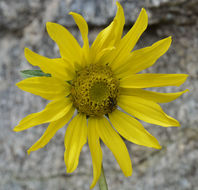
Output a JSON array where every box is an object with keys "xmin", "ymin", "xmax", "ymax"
[{"xmin": 71, "ymin": 64, "xmax": 120, "ymax": 116}]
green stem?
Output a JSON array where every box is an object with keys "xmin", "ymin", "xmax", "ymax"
[{"xmin": 98, "ymin": 165, "xmax": 108, "ymax": 190}]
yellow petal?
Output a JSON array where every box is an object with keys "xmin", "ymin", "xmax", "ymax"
[
  {"xmin": 109, "ymin": 109, "xmax": 161, "ymax": 149},
  {"xmin": 113, "ymin": 2, "xmax": 125, "ymax": 45},
  {"xmin": 90, "ymin": 21, "xmax": 117, "ymax": 63},
  {"xmin": 118, "ymin": 95, "xmax": 180, "ymax": 127},
  {"xmin": 70, "ymin": 12, "xmax": 89, "ymax": 66},
  {"xmin": 115, "ymin": 37, "xmax": 172, "ymax": 77},
  {"xmin": 16, "ymin": 77, "xmax": 71, "ymax": 100},
  {"xmin": 110, "ymin": 8, "xmax": 148, "ymax": 70},
  {"xmin": 13, "ymin": 98, "xmax": 73, "ymax": 132},
  {"xmin": 24, "ymin": 48, "xmax": 74, "ymax": 80},
  {"xmin": 120, "ymin": 74, "xmax": 188, "ymax": 88},
  {"xmin": 69, "ymin": 12, "xmax": 89, "ymax": 49},
  {"xmin": 46, "ymin": 22, "xmax": 81, "ymax": 64},
  {"xmin": 88, "ymin": 117, "xmax": 103, "ymax": 189},
  {"xmin": 95, "ymin": 46, "xmax": 116, "ymax": 65},
  {"xmin": 95, "ymin": 116, "xmax": 132, "ymax": 177},
  {"xmin": 27, "ymin": 106, "xmax": 75, "ymax": 154},
  {"xmin": 120, "ymin": 88, "xmax": 189, "ymax": 103},
  {"xmin": 64, "ymin": 113, "xmax": 87, "ymax": 173},
  {"xmin": 90, "ymin": 2, "xmax": 125, "ymax": 63}
]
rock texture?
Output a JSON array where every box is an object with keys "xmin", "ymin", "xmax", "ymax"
[{"xmin": 0, "ymin": 0, "xmax": 197, "ymax": 190}]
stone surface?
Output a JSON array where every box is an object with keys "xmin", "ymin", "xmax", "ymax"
[{"xmin": 0, "ymin": 0, "xmax": 198, "ymax": 190}]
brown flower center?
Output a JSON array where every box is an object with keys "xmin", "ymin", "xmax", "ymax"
[{"xmin": 71, "ymin": 64, "xmax": 119, "ymax": 116}]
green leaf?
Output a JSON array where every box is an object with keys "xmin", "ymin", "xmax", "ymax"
[{"xmin": 20, "ymin": 70, "xmax": 51, "ymax": 79}]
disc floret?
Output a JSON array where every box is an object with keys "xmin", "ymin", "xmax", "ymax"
[{"xmin": 71, "ymin": 64, "xmax": 120, "ymax": 116}]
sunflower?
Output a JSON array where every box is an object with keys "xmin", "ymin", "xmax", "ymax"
[{"xmin": 14, "ymin": 2, "xmax": 188, "ymax": 188}]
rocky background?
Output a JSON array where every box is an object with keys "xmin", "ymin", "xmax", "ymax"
[{"xmin": 0, "ymin": 0, "xmax": 197, "ymax": 190}]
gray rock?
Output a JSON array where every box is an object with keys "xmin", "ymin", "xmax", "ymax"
[{"xmin": 0, "ymin": 0, "xmax": 197, "ymax": 190}]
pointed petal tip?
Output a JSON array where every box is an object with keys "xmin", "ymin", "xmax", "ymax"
[
  {"xmin": 140, "ymin": 8, "xmax": 148, "ymax": 20},
  {"xmin": 164, "ymin": 36, "xmax": 172, "ymax": 43},
  {"xmin": 139, "ymin": 8, "xmax": 148, "ymax": 23},
  {"xmin": 184, "ymin": 74, "xmax": 189, "ymax": 78},
  {"xmin": 176, "ymin": 122, "xmax": 181, "ymax": 127},
  {"xmin": 89, "ymin": 174, "xmax": 101, "ymax": 189},
  {"xmin": 46, "ymin": 22, "xmax": 50, "ymax": 29},
  {"xmin": 155, "ymin": 144, "xmax": 162, "ymax": 150},
  {"xmin": 166, "ymin": 115, "xmax": 180, "ymax": 127},
  {"xmin": 16, "ymin": 82, "xmax": 24, "ymax": 91},
  {"xmin": 46, "ymin": 21, "xmax": 52, "ymax": 27},
  {"xmin": 89, "ymin": 177, "xmax": 99, "ymax": 189},
  {"xmin": 150, "ymin": 137, "xmax": 162, "ymax": 150},
  {"xmin": 171, "ymin": 120, "xmax": 180, "ymax": 127},
  {"xmin": 89, "ymin": 185, "xmax": 94, "ymax": 189},
  {"xmin": 66, "ymin": 167, "xmax": 74, "ymax": 173},
  {"xmin": 175, "ymin": 74, "xmax": 189, "ymax": 86},
  {"xmin": 46, "ymin": 22, "xmax": 55, "ymax": 31},
  {"xmin": 174, "ymin": 74, "xmax": 189, "ymax": 86},
  {"xmin": 24, "ymin": 47, "xmax": 32, "ymax": 58},
  {"xmin": 13, "ymin": 128, "xmax": 17, "ymax": 132},
  {"xmin": 69, "ymin": 11, "xmax": 76, "ymax": 16},
  {"xmin": 122, "ymin": 160, "xmax": 132, "ymax": 177},
  {"xmin": 147, "ymin": 36, "xmax": 172, "ymax": 56},
  {"xmin": 90, "ymin": 182, "xmax": 97, "ymax": 189},
  {"xmin": 166, "ymin": 118, "xmax": 181, "ymax": 127},
  {"xmin": 116, "ymin": 1, "xmax": 121, "ymax": 8},
  {"xmin": 178, "ymin": 89, "xmax": 189, "ymax": 95},
  {"xmin": 160, "ymin": 36, "xmax": 172, "ymax": 47},
  {"xmin": 185, "ymin": 89, "xmax": 189, "ymax": 93},
  {"xmin": 27, "ymin": 149, "xmax": 31, "ymax": 155},
  {"xmin": 24, "ymin": 47, "xmax": 30, "ymax": 53},
  {"xmin": 16, "ymin": 80, "xmax": 26, "ymax": 88},
  {"xmin": 13, "ymin": 127, "xmax": 20, "ymax": 132},
  {"xmin": 15, "ymin": 81, "xmax": 21, "ymax": 87},
  {"xmin": 141, "ymin": 8, "xmax": 147, "ymax": 14},
  {"xmin": 124, "ymin": 168, "xmax": 133, "ymax": 177}
]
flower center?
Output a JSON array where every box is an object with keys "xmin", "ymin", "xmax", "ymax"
[{"xmin": 71, "ymin": 64, "xmax": 119, "ymax": 117}]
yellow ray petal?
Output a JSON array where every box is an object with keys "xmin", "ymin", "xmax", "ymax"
[
  {"xmin": 88, "ymin": 117, "xmax": 103, "ymax": 189},
  {"xmin": 90, "ymin": 21, "xmax": 116, "ymax": 64},
  {"xmin": 113, "ymin": 2, "xmax": 125, "ymax": 44},
  {"xmin": 95, "ymin": 46, "xmax": 116, "ymax": 65},
  {"xmin": 16, "ymin": 77, "xmax": 71, "ymax": 100},
  {"xmin": 109, "ymin": 109, "xmax": 161, "ymax": 149},
  {"xmin": 69, "ymin": 12, "xmax": 89, "ymax": 49},
  {"xmin": 27, "ymin": 106, "xmax": 75, "ymax": 154},
  {"xmin": 115, "ymin": 36, "xmax": 172, "ymax": 77},
  {"xmin": 64, "ymin": 113, "xmax": 87, "ymax": 173},
  {"xmin": 120, "ymin": 74, "xmax": 188, "ymax": 88},
  {"xmin": 110, "ymin": 8, "xmax": 148, "ymax": 70},
  {"xmin": 120, "ymin": 88, "xmax": 189, "ymax": 103},
  {"xmin": 70, "ymin": 12, "xmax": 89, "ymax": 66},
  {"xmin": 95, "ymin": 116, "xmax": 132, "ymax": 177},
  {"xmin": 46, "ymin": 22, "xmax": 81, "ymax": 65},
  {"xmin": 13, "ymin": 98, "xmax": 73, "ymax": 132},
  {"xmin": 24, "ymin": 48, "xmax": 74, "ymax": 81},
  {"xmin": 90, "ymin": 2, "xmax": 125, "ymax": 63},
  {"xmin": 118, "ymin": 95, "xmax": 180, "ymax": 127}
]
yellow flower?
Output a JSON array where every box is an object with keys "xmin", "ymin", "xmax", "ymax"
[{"xmin": 14, "ymin": 2, "xmax": 188, "ymax": 188}]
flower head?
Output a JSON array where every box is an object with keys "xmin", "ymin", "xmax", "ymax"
[{"xmin": 14, "ymin": 2, "xmax": 188, "ymax": 188}]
